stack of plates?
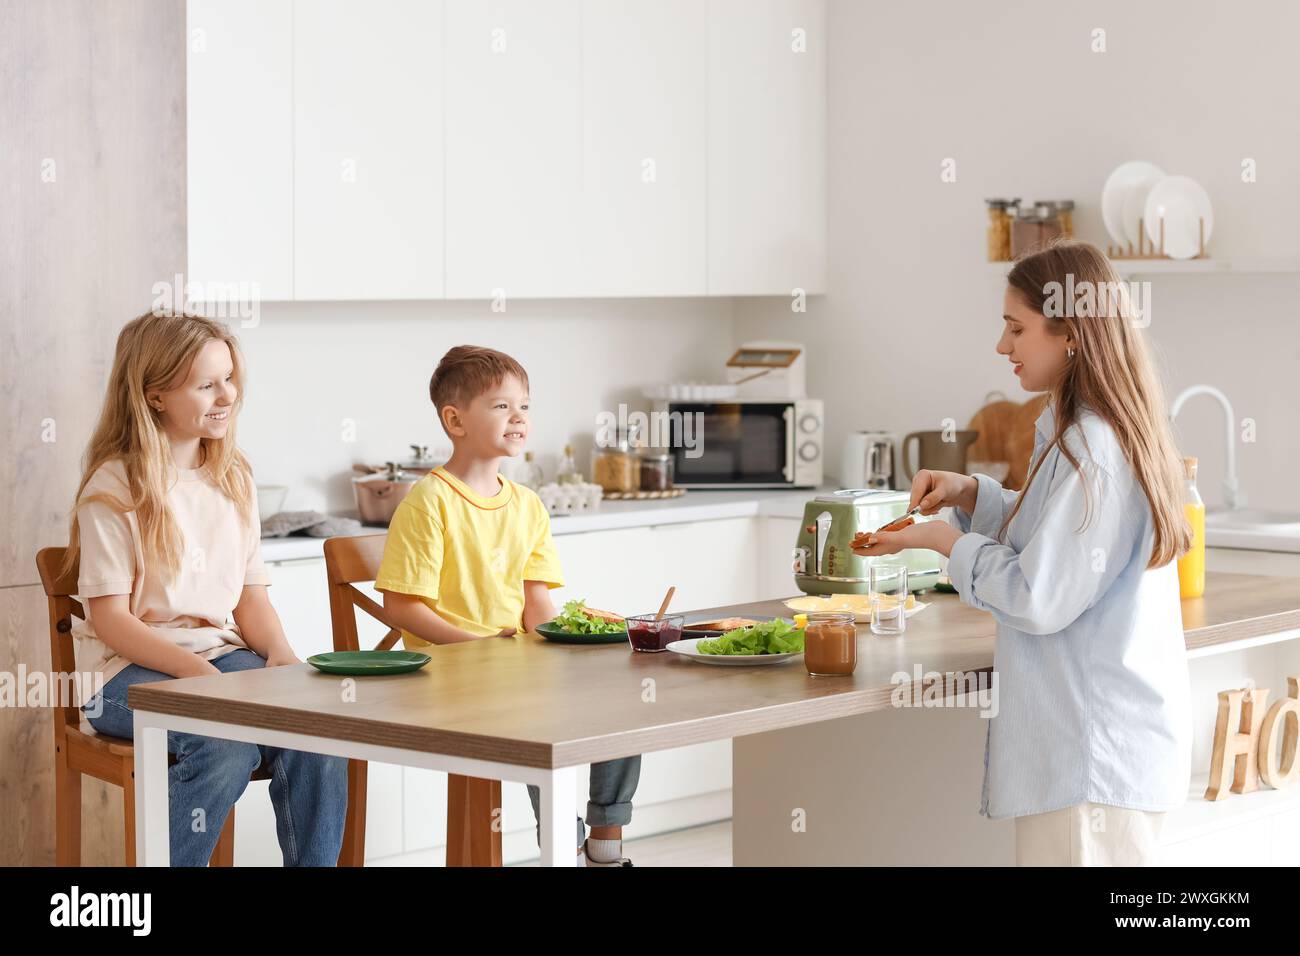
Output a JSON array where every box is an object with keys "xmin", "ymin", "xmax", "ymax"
[
  {"xmin": 1101, "ymin": 161, "xmax": 1213, "ymax": 259},
  {"xmin": 642, "ymin": 383, "xmax": 738, "ymax": 401}
]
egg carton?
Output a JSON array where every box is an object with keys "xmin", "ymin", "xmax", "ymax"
[{"xmin": 537, "ymin": 481, "xmax": 603, "ymax": 516}]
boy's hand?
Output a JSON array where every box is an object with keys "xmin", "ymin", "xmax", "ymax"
[{"xmin": 496, "ymin": 627, "xmax": 518, "ymax": 638}]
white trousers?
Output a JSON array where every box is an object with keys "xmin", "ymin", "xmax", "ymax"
[{"xmin": 1014, "ymin": 802, "xmax": 1165, "ymax": 866}]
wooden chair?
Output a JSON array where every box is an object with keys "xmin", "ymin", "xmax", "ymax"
[
  {"xmin": 324, "ymin": 533, "xmax": 502, "ymax": 867},
  {"xmin": 36, "ymin": 547, "xmax": 268, "ymax": 866}
]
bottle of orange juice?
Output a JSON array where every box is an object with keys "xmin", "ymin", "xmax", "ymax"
[{"xmin": 1177, "ymin": 456, "xmax": 1205, "ymax": 598}]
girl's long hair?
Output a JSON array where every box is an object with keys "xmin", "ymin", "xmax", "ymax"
[
  {"xmin": 62, "ymin": 311, "xmax": 254, "ymax": 581},
  {"xmin": 1002, "ymin": 241, "xmax": 1191, "ymax": 568}
]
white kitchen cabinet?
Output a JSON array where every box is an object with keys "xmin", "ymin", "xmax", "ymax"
[
  {"xmin": 759, "ymin": 515, "xmax": 803, "ymax": 599},
  {"xmin": 643, "ymin": 517, "xmax": 762, "ymax": 611},
  {"xmin": 551, "ymin": 525, "xmax": 658, "ymax": 613},
  {"xmin": 187, "ymin": 0, "xmax": 826, "ymax": 301},
  {"xmin": 551, "ymin": 517, "xmax": 764, "ymax": 615},
  {"xmin": 444, "ymin": 0, "xmax": 583, "ymax": 298},
  {"xmin": 707, "ymin": 0, "xmax": 826, "ymax": 295},
  {"xmin": 580, "ymin": 0, "xmax": 708, "ymax": 296},
  {"xmin": 187, "ymin": 0, "xmax": 293, "ymax": 301},
  {"xmin": 293, "ymin": 0, "xmax": 444, "ymax": 300}
]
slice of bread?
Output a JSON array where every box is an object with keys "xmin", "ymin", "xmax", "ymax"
[
  {"xmin": 689, "ymin": 617, "xmax": 761, "ymax": 632},
  {"xmin": 583, "ymin": 607, "xmax": 625, "ymax": 624}
]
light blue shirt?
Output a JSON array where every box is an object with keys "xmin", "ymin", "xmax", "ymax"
[{"xmin": 946, "ymin": 401, "xmax": 1192, "ymax": 820}]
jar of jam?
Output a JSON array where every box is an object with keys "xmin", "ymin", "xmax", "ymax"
[
  {"xmin": 638, "ymin": 451, "xmax": 673, "ymax": 491},
  {"xmin": 803, "ymin": 611, "xmax": 858, "ymax": 677}
]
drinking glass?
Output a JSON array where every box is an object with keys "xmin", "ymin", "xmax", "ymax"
[{"xmin": 870, "ymin": 564, "xmax": 908, "ymax": 636}]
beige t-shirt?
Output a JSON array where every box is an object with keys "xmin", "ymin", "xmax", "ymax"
[{"xmin": 72, "ymin": 458, "xmax": 271, "ymax": 694}]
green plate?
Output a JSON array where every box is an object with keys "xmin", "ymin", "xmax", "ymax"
[
  {"xmin": 306, "ymin": 650, "xmax": 431, "ymax": 675},
  {"xmin": 535, "ymin": 620, "xmax": 628, "ymax": 645}
]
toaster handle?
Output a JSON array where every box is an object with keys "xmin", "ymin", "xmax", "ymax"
[{"xmin": 782, "ymin": 407, "xmax": 794, "ymax": 482}]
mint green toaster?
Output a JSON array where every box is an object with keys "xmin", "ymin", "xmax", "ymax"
[{"xmin": 793, "ymin": 489, "xmax": 942, "ymax": 595}]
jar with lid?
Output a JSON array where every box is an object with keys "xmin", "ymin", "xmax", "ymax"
[
  {"xmin": 1054, "ymin": 200, "xmax": 1075, "ymax": 238},
  {"xmin": 591, "ymin": 422, "xmax": 640, "ymax": 493},
  {"xmin": 1011, "ymin": 202, "xmax": 1064, "ymax": 258},
  {"xmin": 984, "ymin": 198, "xmax": 1017, "ymax": 261},
  {"xmin": 804, "ymin": 611, "xmax": 858, "ymax": 676},
  {"xmin": 637, "ymin": 450, "xmax": 674, "ymax": 491}
]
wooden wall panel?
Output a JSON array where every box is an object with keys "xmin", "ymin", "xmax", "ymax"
[{"xmin": 0, "ymin": 0, "xmax": 185, "ymax": 865}]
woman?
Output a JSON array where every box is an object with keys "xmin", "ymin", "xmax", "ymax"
[
  {"xmin": 857, "ymin": 241, "xmax": 1192, "ymax": 866},
  {"xmin": 69, "ymin": 311, "xmax": 347, "ymax": 866}
]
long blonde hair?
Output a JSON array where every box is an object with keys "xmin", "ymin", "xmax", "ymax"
[
  {"xmin": 1003, "ymin": 241, "xmax": 1191, "ymax": 568},
  {"xmin": 63, "ymin": 311, "xmax": 254, "ymax": 580}
]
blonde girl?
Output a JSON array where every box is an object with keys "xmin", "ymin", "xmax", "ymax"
[
  {"xmin": 858, "ymin": 241, "xmax": 1192, "ymax": 866},
  {"xmin": 69, "ymin": 311, "xmax": 346, "ymax": 866}
]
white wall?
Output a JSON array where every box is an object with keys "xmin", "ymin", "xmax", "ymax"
[
  {"xmin": 735, "ymin": 0, "xmax": 1300, "ymax": 509},
  {"xmin": 235, "ymin": 298, "xmax": 737, "ymax": 513}
]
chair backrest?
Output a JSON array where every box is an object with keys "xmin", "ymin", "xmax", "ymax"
[
  {"xmin": 323, "ymin": 533, "xmax": 404, "ymax": 653},
  {"xmin": 34, "ymin": 547, "xmax": 84, "ymax": 734}
]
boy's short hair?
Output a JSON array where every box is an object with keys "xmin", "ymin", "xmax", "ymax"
[{"xmin": 429, "ymin": 346, "xmax": 530, "ymax": 433}]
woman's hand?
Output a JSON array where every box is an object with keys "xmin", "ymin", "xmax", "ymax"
[
  {"xmin": 851, "ymin": 519, "xmax": 964, "ymax": 559},
  {"xmin": 265, "ymin": 650, "xmax": 302, "ymax": 667},
  {"xmin": 495, "ymin": 627, "xmax": 518, "ymax": 638},
  {"xmin": 908, "ymin": 469, "xmax": 979, "ymax": 515}
]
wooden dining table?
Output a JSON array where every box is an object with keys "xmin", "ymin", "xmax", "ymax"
[{"xmin": 127, "ymin": 570, "xmax": 1300, "ymax": 865}]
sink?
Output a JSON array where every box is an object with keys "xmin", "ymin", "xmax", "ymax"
[{"xmin": 1205, "ymin": 509, "xmax": 1300, "ymax": 553}]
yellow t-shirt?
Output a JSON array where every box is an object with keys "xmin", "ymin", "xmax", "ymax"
[{"xmin": 374, "ymin": 466, "xmax": 564, "ymax": 646}]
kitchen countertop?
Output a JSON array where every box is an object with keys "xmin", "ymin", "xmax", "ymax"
[{"xmin": 259, "ymin": 486, "xmax": 828, "ymax": 562}]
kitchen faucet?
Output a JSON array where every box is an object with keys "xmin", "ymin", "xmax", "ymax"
[{"xmin": 1170, "ymin": 385, "xmax": 1243, "ymax": 511}]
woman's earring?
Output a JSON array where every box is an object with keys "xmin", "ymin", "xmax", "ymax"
[{"xmin": 1067, "ymin": 346, "xmax": 1076, "ymax": 359}]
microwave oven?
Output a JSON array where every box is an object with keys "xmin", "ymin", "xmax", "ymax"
[{"xmin": 651, "ymin": 398, "xmax": 823, "ymax": 489}]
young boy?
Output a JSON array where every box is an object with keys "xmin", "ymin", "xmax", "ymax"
[{"xmin": 374, "ymin": 345, "xmax": 639, "ymax": 866}]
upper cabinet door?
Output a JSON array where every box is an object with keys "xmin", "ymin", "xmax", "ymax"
[
  {"xmin": 708, "ymin": 0, "xmax": 826, "ymax": 296},
  {"xmin": 581, "ymin": 0, "xmax": 708, "ymax": 297},
  {"xmin": 187, "ymin": 0, "xmax": 293, "ymax": 301},
  {"xmin": 294, "ymin": 0, "xmax": 444, "ymax": 300},
  {"xmin": 445, "ymin": 0, "xmax": 583, "ymax": 299}
]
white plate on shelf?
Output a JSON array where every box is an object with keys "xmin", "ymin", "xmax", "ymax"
[
  {"xmin": 665, "ymin": 637, "xmax": 802, "ymax": 666},
  {"xmin": 1121, "ymin": 172, "xmax": 1165, "ymax": 248},
  {"xmin": 1101, "ymin": 160, "xmax": 1166, "ymax": 248},
  {"xmin": 1143, "ymin": 175, "xmax": 1213, "ymax": 259}
]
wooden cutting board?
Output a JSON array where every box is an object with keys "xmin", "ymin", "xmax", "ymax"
[{"xmin": 967, "ymin": 393, "xmax": 1048, "ymax": 491}]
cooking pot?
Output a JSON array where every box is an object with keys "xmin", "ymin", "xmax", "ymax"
[{"xmin": 352, "ymin": 462, "xmax": 423, "ymax": 525}]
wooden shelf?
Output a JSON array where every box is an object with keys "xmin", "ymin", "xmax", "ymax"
[
  {"xmin": 1163, "ymin": 773, "xmax": 1300, "ymax": 845},
  {"xmin": 987, "ymin": 257, "xmax": 1300, "ymax": 277}
]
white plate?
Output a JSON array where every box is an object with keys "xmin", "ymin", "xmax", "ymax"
[
  {"xmin": 1101, "ymin": 160, "xmax": 1165, "ymax": 248},
  {"xmin": 1143, "ymin": 175, "xmax": 1213, "ymax": 259},
  {"xmin": 784, "ymin": 594, "xmax": 928, "ymax": 624},
  {"xmin": 665, "ymin": 637, "xmax": 802, "ymax": 666},
  {"xmin": 1121, "ymin": 172, "xmax": 1164, "ymax": 249}
]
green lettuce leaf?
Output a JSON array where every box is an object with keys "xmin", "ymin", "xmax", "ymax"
[
  {"xmin": 553, "ymin": 599, "xmax": 625, "ymax": 635},
  {"xmin": 696, "ymin": 618, "xmax": 805, "ymax": 655}
]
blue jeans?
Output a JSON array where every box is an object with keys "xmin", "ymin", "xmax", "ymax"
[
  {"xmin": 83, "ymin": 649, "xmax": 348, "ymax": 867},
  {"xmin": 527, "ymin": 756, "xmax": 641, "ymax": 847}
]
